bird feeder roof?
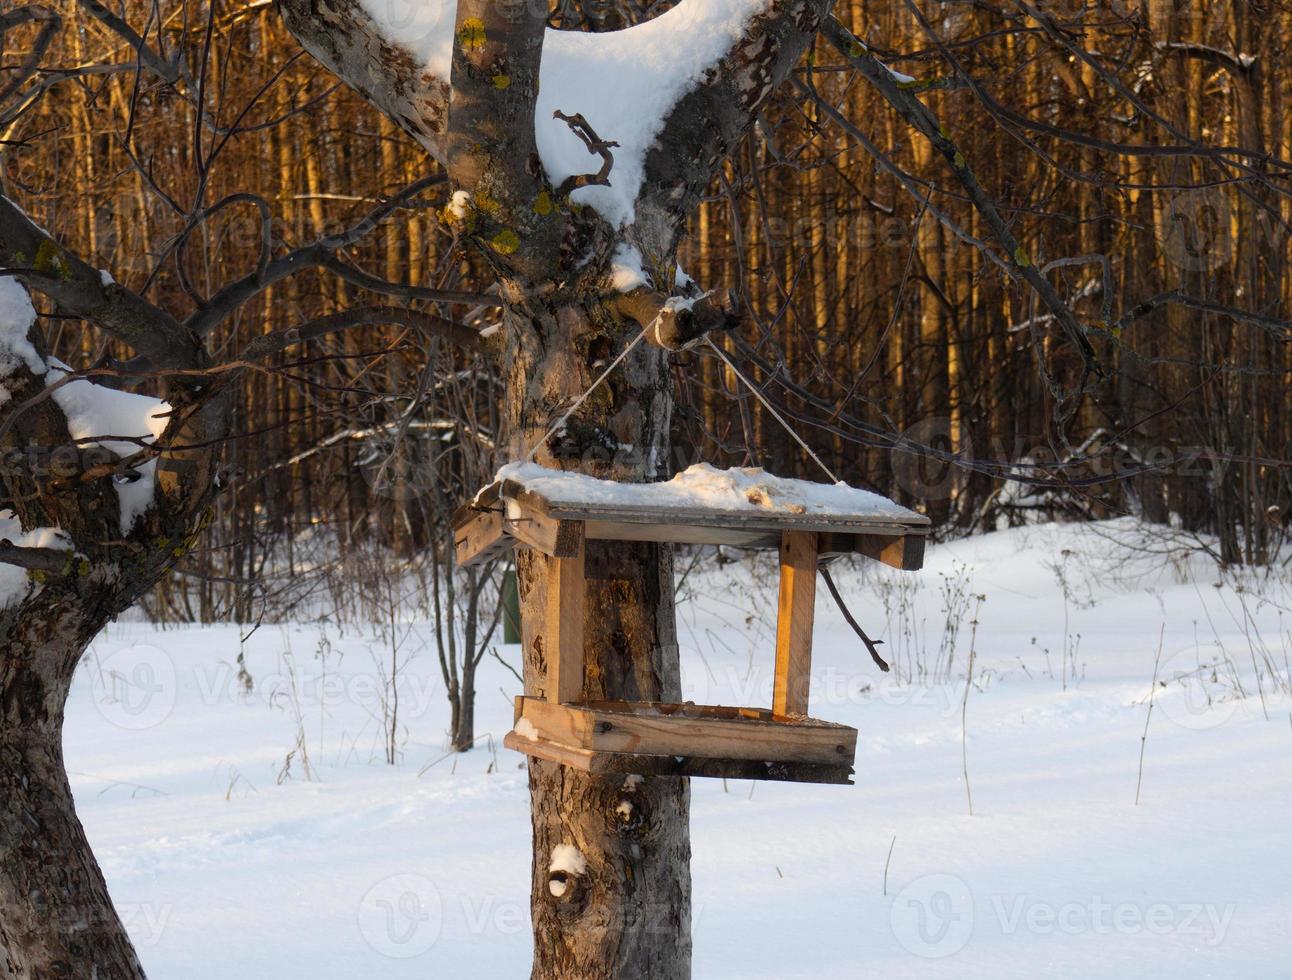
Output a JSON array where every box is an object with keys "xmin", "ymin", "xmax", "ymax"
[{"xmin": 455, "ymin": 463, "xmax": 930, "ymax": 568}]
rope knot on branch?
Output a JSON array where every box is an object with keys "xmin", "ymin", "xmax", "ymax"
[{"xmin": 614, "ymin": 288, "xmax": 741, "ymax": 352}]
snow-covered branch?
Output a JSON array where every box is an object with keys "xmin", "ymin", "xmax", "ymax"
[
  {"xmin": 274, "ymin": 0, "xmax": 452, "ymax": 162},
  {"xmin": 0, "ymin": 195, "xmax": 202, "ymax": 371}
]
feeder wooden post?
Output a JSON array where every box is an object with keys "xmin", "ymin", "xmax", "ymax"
[
  {"xmin": 544, "ymin": 522, "xmax": 586, "ymax": 704},
  {"xmin": 773, "ymin": 530, "xmax": 819, "ymax": 716}
]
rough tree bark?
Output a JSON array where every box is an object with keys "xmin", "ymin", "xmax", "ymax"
[
  {"xmin": 1, "ymin": 606, "xmax": 148, "ymax": 980},
  {"xmin": 508, "ymin": 300, "xmax": 689, "ymax": 977},
  {"xmin": 276, "ymin": 2, "xmax": 831, "ymax": 976}
]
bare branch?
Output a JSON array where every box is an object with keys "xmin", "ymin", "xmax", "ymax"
[
  {"xmin": 0, "ymin": 195, "xmax": 201, "ymax": 371},
  {"xmin": 820, "ymin": 565, "xmax": 889, "ymax": 673},
  {"xmin": 275, "ymin": 0, "xmax": 449, "ymax": 163},
  {"xmin": 1113, "ymin": 292, "xmax": 1292, "ymax": 342},
  {"xmin": 0, "ymin": 5, "xmax": 60, "ymax": 105},
  {"xmin": 75, "ymin": 0, "xmax": 183, "ymax": 84},
  {"xmin": 552, "ymin": 110, "xmax": 618, "ymax": 198},
  {"xmin": 242, "ymin": 306, "xmax": 481, "ymax": 362},
  {"xmin": 792, "ymin": 77, "xmax": 1011, "ymax": 276},
  {"xmin": 317, "ymin": 255, "xmax": 498, "ymax": 308},
  {"xmin": 183, "ymin": 175, "xmax": 498, "ymax": 337},
  {"xmin": 822, "ymin": 16, "xmax": 1098, "ymax": 376},
  {"xmin": 0, "ymin": 540, "xmax": 68, "ymax": 574}
]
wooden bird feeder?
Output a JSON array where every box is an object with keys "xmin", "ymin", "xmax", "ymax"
[{"xmin": 454, "ymin": 465, "xmax": 929, "ymax": 785}]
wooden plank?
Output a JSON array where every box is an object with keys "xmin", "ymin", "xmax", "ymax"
[
  {"xmin": 773, "ymin": 530, "xmax": 818, "ymax": 717},
  {"xmin": 503, "ymin": 731, "xmax": 855, "ymax": 785},
  {"xmin": 520, "ymin": 697, "xmax": 594, "ymax": 744},
  {"xmin": 819, "ymin": 531, "xmax": 927, "ymax": 571},
  {"xmin": 583, "ymin": 701, "xmax": 800, "ymax": 723},
  {"xmin": 452, "ymin": 481, "xmax": 501, "ymax": 529},
  {"xmin": 505, "ymin": 729, "xmax": 601, "ymax": 769},
  {"xmin": 817, "ymin": 532, "xmax": 854, "ymax": 559},
  {"xmin": 594, "ymin": 523, "xmax": 939, "ymax": 555},
  {"xmin": 456, "ymin": 498, "xmax": 926, "ymax": 569},
  {"xmin": 517, "ymin": 698, "xmax": 855, "ymax": 766},
  {"xmin": 545, "ymin": 524, "xmax": 586, "ymax": 704},
  {"xmin": 583, "ymin": 518, "xmax": 776, "ymax": 550},
  {"xmin": 855, "ymin": 532, "xmax": 925, "ymax": 571},
  {"xmin": 529, "ymin": 492, "xmax": 928, "ymax": 528},
  {"xmin": 454, "ymin": 506, "xmax": 511, "ymax": 568},
  {"xmin": 505, "ymin": 497, "xmax": 583, "ymax": 558},
  {"xmin": 499, "ymin": 478, "xmax": 930, "ymax": 537},
  {"xmin": 574, "ymin": 508, "xmax": 926, "ymax": 536}
]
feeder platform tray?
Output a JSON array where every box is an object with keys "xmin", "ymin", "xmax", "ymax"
[
  {"xmin": 456, "ymin": 464, "xmax": 929, "ymax": 785},
  {"xmin": 504, "ymin": 698, "xmax": 859, "ymax": 784}
]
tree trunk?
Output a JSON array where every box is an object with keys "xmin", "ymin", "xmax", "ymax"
[
  {"xmin": 505, "ymin": 299, "xmax": 691, "ymax": 979},
  {"xmin": 452, "ymin": 567, "xmax": 480, "ymax": 753},
  {"xmin": 452, "ymin": 654, "xmax": 477, "ymax": 753},
  {"xmin": 0, "ymin": 597, "xmax": 146, "ymax": 980}
]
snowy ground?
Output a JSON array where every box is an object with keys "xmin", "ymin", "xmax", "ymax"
[{"xmin": 66, "ymin": 520, "xmax": 1292, "ymax": 978}]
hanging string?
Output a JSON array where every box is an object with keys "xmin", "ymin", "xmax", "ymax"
[
  {"xmin": 519, "ymin": 322, "xmax": 841, "ymax": 485},
  {"xmin": 704, "ymin": 335, "xmax": 841, "ymax": 485},
  {"xmin": 523, "ymin": 323, "xmax": 651, "ymax": 462}
]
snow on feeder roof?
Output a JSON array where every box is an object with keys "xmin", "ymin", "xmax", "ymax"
[
  {"xmin": 455, "ymin": 462, "xmax": 929, "ymax": 568},
  {"xmin": 454, "ymin": 463, "xmax": 929, "ymax": 786}
]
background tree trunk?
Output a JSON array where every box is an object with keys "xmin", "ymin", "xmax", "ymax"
[{"xmin": 506, "ymin": 299, "xmax": 691, "ymax": 979}]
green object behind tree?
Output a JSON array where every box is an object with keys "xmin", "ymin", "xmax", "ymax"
[{"xmin": 502, "ymin": 567, "xmax": 521, "ymax": 644}]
